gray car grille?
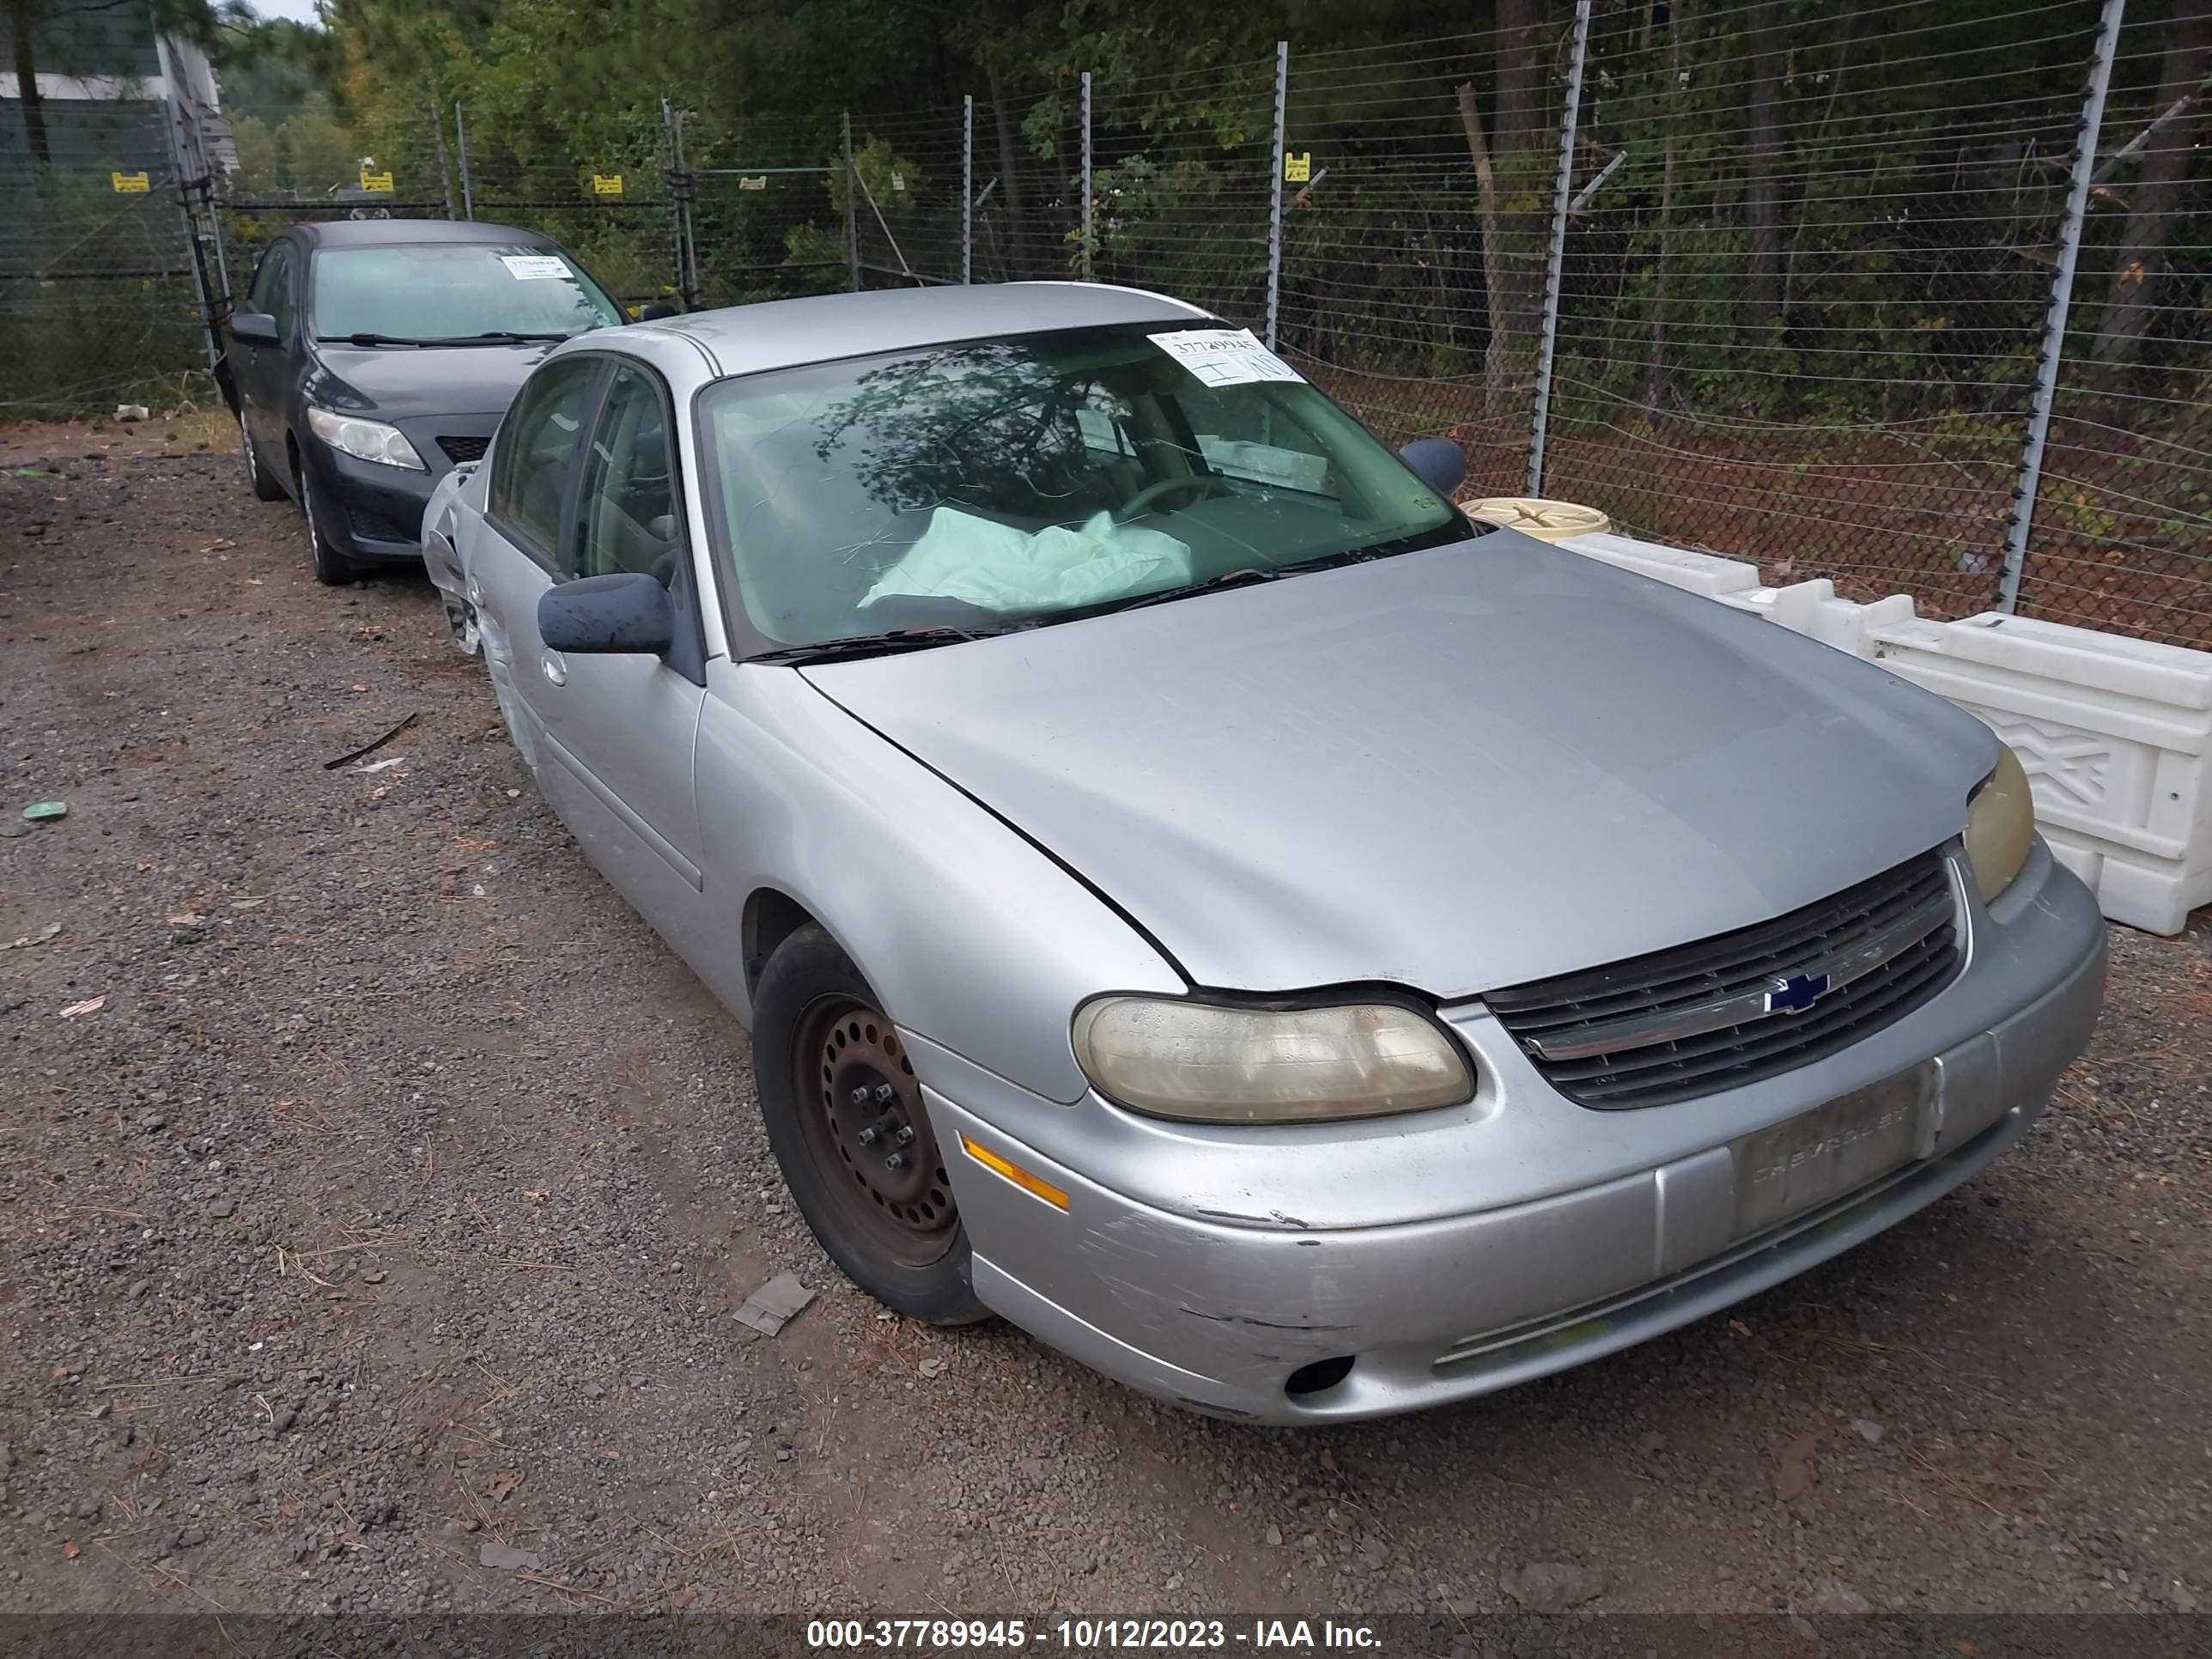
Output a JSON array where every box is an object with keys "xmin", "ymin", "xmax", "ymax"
[{"xmin": 1486, "ymin": 849, "xmax": 1960, "ymax": 1109}]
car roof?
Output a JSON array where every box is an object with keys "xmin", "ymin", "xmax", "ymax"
[
  {"xmin": 295, "ymin": 219, "xmax": 559, "ymax": 250},
  {"xmin": 629, "ymin": 282, "xmax": 1215, "ymax": 380}
]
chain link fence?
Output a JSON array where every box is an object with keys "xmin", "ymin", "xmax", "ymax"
[{"xmin": 5, "ymin": 0, "xmax": 2206, "ymax": 646}]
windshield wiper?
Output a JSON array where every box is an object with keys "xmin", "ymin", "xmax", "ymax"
[
  {"xmin": 465, "ymin": 331, "xmax": 574, "ymax": 344},
  {"xmin": 322, "ymin": 332, "xmax": 431, "ymax": 347},
  {"xmin": 748, "ymin": 625, "xmax": 1021, "ymax": 666}
]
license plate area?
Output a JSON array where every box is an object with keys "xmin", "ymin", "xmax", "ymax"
[{"xmin": 1730, "ymin": 1063, "xmax": 1936, "ymax": 1238}]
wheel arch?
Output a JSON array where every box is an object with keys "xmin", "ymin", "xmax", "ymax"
[{"xmin": 743, "ymin": 885, "xmax": 823, "ymax": 1002}]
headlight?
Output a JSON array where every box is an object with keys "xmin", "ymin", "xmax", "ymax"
[
  {"xmin": 1964, "ymin": 742, "xmax": 2035, "ymax": 901},
  {"xmin": 1072, "ymin": 995, "xmax": 1474, "ymax": 1124},
  {"xmin": 307, "ymin": 406, "xmax": 425, "ymax": 471}
]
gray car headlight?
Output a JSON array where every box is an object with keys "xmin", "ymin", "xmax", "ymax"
[
  {"xmin": 1072, "ymin": 996, "xmax": 1474, "ymax": 1124},
  {"xmin": 307, "ymin": 406, "xmax": 426, "ymax": 471},
  {"xmin": 1964, "ymin": 743, "xmax": 2035, "ymax": 901}
]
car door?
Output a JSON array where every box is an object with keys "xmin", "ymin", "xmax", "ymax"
[
  {"xmin": 532, "ymin": 360, "xmax": 712, "ymax": 939},
  {"xmin": 470, "ymin": 352, "xmax": 605, "ymax": 783},
  {"xmin": 235, "ymin": 240, "xmax": 298, "ymax": 462}
]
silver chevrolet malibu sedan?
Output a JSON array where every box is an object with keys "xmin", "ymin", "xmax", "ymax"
[{"xmin": 420, "ymin": 283, "xmax": 2106, "ymax": 1424}]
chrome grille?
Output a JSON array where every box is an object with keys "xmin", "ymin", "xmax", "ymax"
[{"xmin": 1487, "ymin": 849, "xmax": 1960, "ymax": 1109}]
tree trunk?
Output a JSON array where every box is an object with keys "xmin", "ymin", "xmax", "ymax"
[
  {"xmin": 1486, "ymin": 0, "xmax": 1552, "ymax": 414},
  {"xmin": 2089, "ymin": 7, "xmax": 2212, "ymax": 374},
  {"xmin": 1743, "ymin": 0, "xmax": 1785, "ymax": 330},
  {"xmin": 1644, "ymin": 0, "xmax": 1686, "ymax": 407},
  {"xmin": 1457, "ymin": 82, "xmax": 1514, "ymax": 421},
  {"xmin": 8, "ymin": 0, "xmax": 52, "ymax": 167},
  {"xmin": 985, "ymin": 64, "xmax": 1028, "ymax": 280}
]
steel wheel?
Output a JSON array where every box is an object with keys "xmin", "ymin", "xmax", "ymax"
[{"xmin": 792, "ymin": 993, "xmax": 958, "ymax": 1270}]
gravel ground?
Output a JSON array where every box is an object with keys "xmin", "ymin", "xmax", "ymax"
[{"xmin": 3, "ymin": 418, "xmax": 2209, "ymax": 1626}]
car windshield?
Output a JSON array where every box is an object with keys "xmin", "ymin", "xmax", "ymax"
[
  {"xmin": 695, "ymin": 324, "xmax": 1472, "ymax": 651},
  {"xmin": 310, "ymin": 243, "xmax": 623, "ymax": 343}
]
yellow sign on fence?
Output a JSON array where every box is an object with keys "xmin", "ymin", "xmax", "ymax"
[
  {"xmin": 591, "ymin": 174, "xmax": 624, "ymax": 197},
  {"xmin": 1284, "ymin": 151, "xmax": 1311, "ymax": 185},
  {"xmin": 738, "ymin": 175, "xmax": 768, "ymax": 191},
  {"xmin": 111, "ymin": 171, "xmax": 150, "ymax": 194},
  {"xmin": 359, "ymin": 170, "xmax": 394, "ymax": 192}
]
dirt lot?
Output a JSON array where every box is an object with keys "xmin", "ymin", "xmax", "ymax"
[{"xmin": 3, "ymin": 418, "xmax": 2209, "ymax": 1629}]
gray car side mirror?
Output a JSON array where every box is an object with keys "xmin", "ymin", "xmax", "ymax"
[
  {"xmin": 1399, "ymin": 437, "xmax": 1468, "ymax": 499},
  {"xmin": 538, "ymin": 572, "xmax": 675, "ymax": 657},
  {"xmin": 229, "ymin": 311, "xmax": 280, "ymax": 347}
]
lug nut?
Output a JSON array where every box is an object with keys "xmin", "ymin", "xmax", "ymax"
[
  {"xmin": 856, "ymin": 1127, "xmax": 879, "ymax": 1147},
  {"xmin": 884, "ymin": 1152, "xmax": 908, "ymax": 1171},
  {"xmin": 849, "ymin": 1087, "xmax": 871, "ymax": 1106},
  {"xmin": 873, "ymin": 1083, "xmax": 896, "ymax": 1104},
  {"xmin": 894, "ymin": 1125, "xmax": 915, "ymax": 1146}
]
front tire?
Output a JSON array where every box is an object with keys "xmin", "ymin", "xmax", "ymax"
[
  {"xmin": 241, "ymin": 416, "xmax": 286, "ymax": 501},
  {"xmin": 301, "ymin": 470, "xmax": 359, "ymax": 586},
  {"xmin": 752, "ymin": 927, "xmax": 988, "ymax": 1326}
]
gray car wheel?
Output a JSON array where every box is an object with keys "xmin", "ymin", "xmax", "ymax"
[{"xmin": 241, "ymin": 416, "xmax": 287, "ymax": 501}]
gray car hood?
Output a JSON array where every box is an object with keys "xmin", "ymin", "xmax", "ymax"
[{"xmin": 803, "ymin": 532, "xmax": 1996, "ymax": 996}]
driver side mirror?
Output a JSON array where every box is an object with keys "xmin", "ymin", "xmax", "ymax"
[
  {"xmin": 635, "ymin": 302, "xmax": 680, "ymax": 322},
  {"xmin": 229, "ymin": 311, "xmax": 280, "ymax": 348},
  {"xmin": 1398, "ymin": 437, "xmax": 1468, "ymax": 499},
  {"xmin": 538, "ymin": 572, "xmax": 674, "ymax": 657}
]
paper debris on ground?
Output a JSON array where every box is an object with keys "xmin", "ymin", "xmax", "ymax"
[
  {"xmin": 734, "ymin": 1271, "xmax": 816, "ymax": 1336},
  {"xmin": 3, "ymin": 922, "xmax": 62, "ymax": 951},
  {"xmin": 59, "ymin": 996, "xmax": 106, "ymax": 1018},
  {"xmin": 477, "ymin": 1540, "xmax": 543, "ymax": 1571}
]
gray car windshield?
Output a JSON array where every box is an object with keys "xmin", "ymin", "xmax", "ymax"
[
  {"xmin": 696, "ymin": 325, "xmax": 1468, "ymax": 650},
  {"xmin": 311, "ymin": 244, "xmax": 623, "ymax": 343}
]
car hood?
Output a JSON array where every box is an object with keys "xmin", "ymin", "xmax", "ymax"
[
  {"xmin": 802, "ymin": 533, "xmax": 1997, "ymax": 996},
  {"xmin": 305, "ymin": 340, "xmax": 556, "ymax": 422}
]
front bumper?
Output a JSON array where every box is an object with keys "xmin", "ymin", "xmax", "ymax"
[
  {"xmin": 917, "ymin": 843, "xmax": 2106, "ymax": 1424},
  {"xmin": 298, "ymin": 417, "xmax": 495, "ymax": 563}
]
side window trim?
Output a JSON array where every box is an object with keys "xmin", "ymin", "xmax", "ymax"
[
  {"xmin": 556, "ymin": 356, "xmax": 624, "ymax": 580},
  {"xmin": 484, "ymin": 356, "xmax": 610, "ymax": 574}
]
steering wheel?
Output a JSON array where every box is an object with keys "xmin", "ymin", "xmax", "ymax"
[{"xmin": 1116, "ymin": 473, "xmax": 1236, "ymax": 522}]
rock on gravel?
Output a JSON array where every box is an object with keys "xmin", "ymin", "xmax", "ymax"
[{"xmin": 1499, "ymin": 1560, "xmax": 1608, "ymax": 1613}]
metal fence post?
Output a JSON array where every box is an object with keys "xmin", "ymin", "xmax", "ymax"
[
  {"xmin": 842, "ymin": 112, "xmax": 860, "ymax": 292},
  {"xmin": 1265, "ymin": 40, "xmax": 1288, "ymax": 349},
  {"xmin": 454, "ymin": 102, "xmax": 475, "ymax": 220},
  {"xmin": 671, "ymin": 104, "xmax": 701, "ymax": 310},
  {"xmin": 431, "ymin": 98, "xmax": 457, "ymax": 220},
  {"xmin": 962, "ymin": 94, "xmax": 975, "ymax": 284},
  {"xmin": 1080, "ymin": 71, "xmax": 1094, "ymax": 281},
  {"xmin": 1525, "ymin": 0, "xmax": 1592, "ymax": 497},
  {"xmin": 161, "ymin": 94, "xmax": 222, "ymax": 386},
  {"xmin": 1998, "ymin": 0, "xmax": 2126, "ymax": 615}
]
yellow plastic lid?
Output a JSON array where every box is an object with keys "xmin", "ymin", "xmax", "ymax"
[{"xmin": 1462, "ymin": 497, "xmax": 1611, "ymax": 542}]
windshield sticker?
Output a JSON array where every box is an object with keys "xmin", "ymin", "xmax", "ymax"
[
  {"xmin": 1151, "ymin": 328, "xmax": 1304, "ymax": 388},
  {"xmin": 500, "ymin": 255, "xmax": 571, "ymax": 281}
]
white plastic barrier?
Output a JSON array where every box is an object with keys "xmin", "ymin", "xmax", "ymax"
[{"xmin": 1559, "ymin": 530, "xmax": 2212, "ymax": 936}]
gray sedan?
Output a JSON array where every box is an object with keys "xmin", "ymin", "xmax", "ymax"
[{"xmin": 420, "ymin": 283, "xmax": 2105, "ymax": 1425}]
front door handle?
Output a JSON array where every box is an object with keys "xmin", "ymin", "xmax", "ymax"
[{"xmin": 541, "ymin": 651, "xmax": 568, "ymax": 687}]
